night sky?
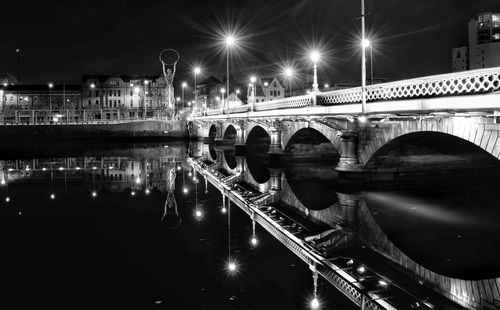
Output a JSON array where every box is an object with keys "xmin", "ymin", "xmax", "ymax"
[{"xmin": 1, "ymin": 0, "xmax": 500, "ymax": 85}]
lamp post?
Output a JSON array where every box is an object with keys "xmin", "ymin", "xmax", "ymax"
[
  {"xmin": 48, "ymin": 82, "xmax": 54, "ymax": 117},
  {"xmin": 220, "ymin": 88, "xmax": 226, "ymax": 111},
  {"xmin": 284, "ymin": 68, "xmax": 293, "ymax": 97},
  {"xmin": 225, "ymin": 35, "xmax": 236, "ymax": 116},
  {"xmin": 181, "ymin": 82, "xmax": 187, "ymax": 110},
  {"xmin": 16, "ymin": 49, "xmax": 21, "ymax": 83},
  {"xmin": 361, "ymin": 0, "xmax": 367, "ymax": 115},
  {"xmin": 310, "ymin": 51, "xmax": 320, "ymax": 93},
  {"xmin": 143, "ymin": 80, "xmax": 149, "ymax": 119},
  {"xmin": 249, "ymin": 76, "xmax": 256, "ymax": 110},
  {"xmin": 194, "ymin": 67, "xmax": 200, "ymax": 110}
]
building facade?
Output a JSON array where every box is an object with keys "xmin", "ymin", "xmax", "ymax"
[{"xmin": 453, "ymin": 12, "xmax": 500, "ymax": 72}]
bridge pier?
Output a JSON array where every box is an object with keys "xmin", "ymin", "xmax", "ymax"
[
  {"xmin": 268, "ymin": 126, "xmax": 284, "ymax": 156},
  {"xmin": 268, "ymin": 168, "xmax": 283, "ymax": 194},
  {"xmin": 336, "ymin": 130, "xmax": 361, "ymax": 171},
  {"xmin": 234, "ymin": 121, "xmax": 246, "ymax": 152},
  {"xmin": 336, "ymin": 193, "xmax": 359, "ymax": 232}
]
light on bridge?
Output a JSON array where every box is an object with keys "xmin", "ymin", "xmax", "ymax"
[
  {"xmin": 0, "ymin": 179, "xmax": 5, "ymax": 186},
  {"xmin": 145, "ymin": 188, "xmax": 150, "ymax": 195},
  {"xmin": 5, "ymin": 197, "xmax": 10, "ymax": 203},
  {"xmin": 361, "ymin": 38, "xmax": 371, "ymax": 48},
  {"xmin": 183, "ymin": 187, "xmax": 188, "ymax": 194},
  {"xmin": 358, "ymin": 115, "xmax": 367, "ymax": 123},
  {"xmin": 221, "ymin": 206, "xmax": 227, "ymax": 214},
  {"xmin": 50, "ymin": 193, "xmax": 55, "ymax": 200},
  {"xmin": 92, "ymin": 191, "xmax": 97, "ymax": 198},
  {"xmin": 310, "ymin": 51, "xmax": 320, "ymax": 63}
]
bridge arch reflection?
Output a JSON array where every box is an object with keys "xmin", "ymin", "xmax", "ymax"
[{"xmin": 284, "ymin": 127, "xmax": 339, "ymax": 160}]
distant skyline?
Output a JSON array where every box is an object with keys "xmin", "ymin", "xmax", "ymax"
[{"xmin": 1, "ymin": 0, "xmax": 500, "ymax": 86}]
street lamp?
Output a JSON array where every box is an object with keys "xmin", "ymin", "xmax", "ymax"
[
  {"xmin": 361, "ymin": 0, "xmax": 368, "ymax": 115},
  {"xmin": 194, "ymin": 67, "xmax": 201, "ymax": 109},
  {"xmin": 284, "ymin": 68, "xmax": 293, "ymax": 97},
  {"xmin": 225, "ymin": 35, "xmax": 236, "ymax": 115},
  {"xmin": 181, "ymin": 82, "xmax": 187, "ymax": 110},
  {"xmin": 48, "ymin": 82, "xmax": 54, "ymax": 115},
  {"xmin": 220, "ymin": 88, "xmax": 226, "ymax": 110},
  {"xmin": 249, "ymin": 76, "xmax": 257, "ymax": 109},
  {"xmin": 310, "ymin": 51, "xmax": 320, "ymax": 93}
]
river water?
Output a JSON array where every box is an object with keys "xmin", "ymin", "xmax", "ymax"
[{"xmin": 1, "ymin": 142, "xmax": 498, "ymax": 309}]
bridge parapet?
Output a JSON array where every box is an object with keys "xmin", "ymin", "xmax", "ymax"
[{"xmin": 318, "ymin": 67, "xmax": 500, "ymax": 105}]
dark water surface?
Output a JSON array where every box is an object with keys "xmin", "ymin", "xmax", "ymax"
[{"xmin": 0, "ymin": 143, "xmax": 356, "ymax": 310}]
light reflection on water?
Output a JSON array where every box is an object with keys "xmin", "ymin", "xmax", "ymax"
[{"xmin": 0, "ymin": 143, "xmax": 356, "ymax": 310}]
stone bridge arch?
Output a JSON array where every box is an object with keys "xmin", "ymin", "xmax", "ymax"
[
  {"xmin": 359, "ymin": 117, "xmax": 500, "ymax": 168},
  {"xmin": 281, "ymin": 121, "xmax": 342, "ymax": 153}
]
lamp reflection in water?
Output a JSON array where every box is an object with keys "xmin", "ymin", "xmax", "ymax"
[
  {"xmin": 226, "ymin": 197, "xmax": 238, "ymax": 275},
  {"xmin": 310, "ymin": 263, "xmax": 320, "ymax": 309},
  {"xmin": 161, "ymin": 164, "xmax": 181, "ymax": 229},
  {"xmin": 221, "ymin": 193, "xmax": 227, "ymax": 214},
  {"xmin": 193, "ymin": 172, "xmax": 203, "ymax": 221},
  {"xmin": 250, "ymin": 211, "xmax": 258, "ymax": 247},
  {"xmin": 49, "ymin": 163, "xmax": 55, "ymax": 200}
]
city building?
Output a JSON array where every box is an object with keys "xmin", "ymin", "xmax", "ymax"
[
  {"xmin": 453, "ymin": 12, "xmax": 500, "ymax": 72},
  {"xmin": 0, "ymin": 84, "xmax": 81, "ymax": 112},
  {"xmin": 81, "ymin": 75, "xmax": 168, "ymax": 119}
]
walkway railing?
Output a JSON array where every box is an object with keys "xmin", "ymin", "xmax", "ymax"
[{"xmin": 192, "ymin": 67, "xmax": 500, "ymax": 118}]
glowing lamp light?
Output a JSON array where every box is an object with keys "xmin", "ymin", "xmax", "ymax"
[
  {"xmin": 58, "ymin": 167, "xmax": 64, "ymax": 171},
  {"xmin": 188, "ymin": 172, "xmax": 192, "ymax": 177},
  {"xmin": 92, "ymin": 166, "xmax": 97, "ymax": 170},
  {"xmin": 324, "ymin": 83, "xmax": 329, "ymax": 88},
  {"xmin": 285, "ymin": 68, "xmax": 293, "ymax": 77},
  {"xmin": 225, "ymin": 35, "xmax": 236, "ymax": 47},
  {"xmin": 182, "ymin": 82, "xmax": 187, "ymax": 88},
  {"xmin": 76, "ymin": 167, "xmax": 80, "ymax": 170},
  {"xmin": 263, "ymin": 82, "xmax": 269, "ymax": 87},
  {"xmin": 220, "ymin": 88, "xmax": 226, "ymax": 94},
  {"xmin": 227, "ymin": 261, "xmax": 237, "ymax": 272},
  {"xmin": 362, "ymin": 39, "xmax": 371, "ymax": 48},
  {"xmin": 176, "ymin": 97, "xmax": 181, "ymax": 102},
  {"xmin": 42, "ymin": 167, "xmax": 47, "ymax": 171},
  {"xmin": 50, "ymin": 193, "xmax": 55, "ymax": 200},
  {"xmin": 310, "ymin": 297, "xmax": 320, "ymax": 309},
  {"xmin": 235, "ymin": 89, "xmax": 240, "ymax": 94},
  {"xmin": 134, "ymin": 86, "xmax": 140, "ymax": 94},
  {"xmin": 48, "ymin": 82, "xmax": 54, "ymax": 89},
  {"xmin": 145, "ymin": 188, "xmax": 150, "ymax": 195},
  {"xmin": 310, "ymin": 51, "xmax": 320, "ymax": 63},
  {"xmin": 358, "ymin": 115, "xmax": 367, "ymax": 123},
  {"xmin": 131, "ymin": 191, "xmax": 136, "ymax": 196},
  {"xmin": 90, "ymin": 83, "xmax": 95, "ymax": 89},
  {"xmin": 221, "ymin": 207, "xmax": 227, "ymax": 214},
  {"xmin": 92, "ymin": 191, "xmax": 97, "ymax": 198},
  {"xmin": 195, "ymin": 210, "xmax": 203, "ymax": 218},
  {"xmin": 378, "ymin": 280, "xmax": 388, "ymax": 287},
  {"xmin": 176, "ymin": 166, "xmax": 181, "ymax": 171},
  {"xmin": 135, "ymin": 177, "xmax": 141, "ymax": 184},
  {"xmin": 194, "ymin": 67, "xmax": 201, "ymax": 75},
  {"xmin": 0, "ymin": 179, "xmax": 5, "ymax": 185},
  {"xmin": 357, "ymin": 266, "xmax": 366, "ymax": 273},
  {"xmin": 183, "ymin": 187, "xmax": 188, "ymax": 194},
  {"xmin": 250, "ymin": 76, "xmax": 256, "ymax": 83},
  {"xmin": 5, "ymin": 197, "xmax": 10, "ymax": 202}
]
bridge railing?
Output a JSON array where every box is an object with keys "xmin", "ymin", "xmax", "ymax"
[
  {"xmin": 253, "ymin": 95, "xmax": 312, "ymax": 111},
  {"xmin": 317, "ymin": 66, "xmax": 500, "ymax": 105},
  {"xmin": 191, "ymin": 67, "xmax": 500, "ymax": 118}
]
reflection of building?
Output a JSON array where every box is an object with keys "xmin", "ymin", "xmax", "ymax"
[
  {"xmin": 453, "ymin": 12, "xmax": 500, "ymax": 72},
  {"xmin": 0, "ymin": 157, "xmax": 182, "ymax": 194}
]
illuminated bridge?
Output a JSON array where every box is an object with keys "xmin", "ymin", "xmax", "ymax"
[
  {"xmin": 187, "ymin": 67, "xmax": 500, "ymax": 310},
  {"xmin": 188, "ymin": 67, "xmax": 500, "ymax": 176}
]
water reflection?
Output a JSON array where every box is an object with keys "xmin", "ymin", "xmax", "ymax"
[
  {"xmin": 4, "ymin": 140, "xmax": 500, "ymax": 309},
  {"xmin": 196, "ymin": 141, "xmax": 500, "ymax": 309}
]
